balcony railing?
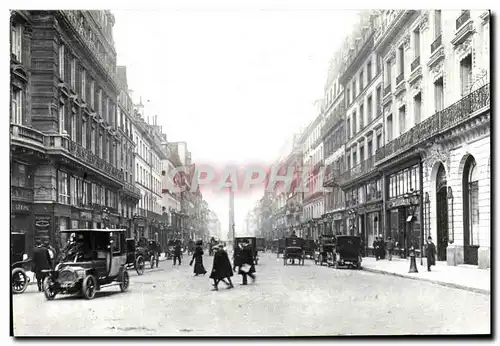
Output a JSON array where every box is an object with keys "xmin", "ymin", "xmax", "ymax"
[
  {"xmin": 384, "ymin": 85, "xmax": 392, "ymax": 96},
  {"xmin": 456, "ymin": 10, "xmax": 471, "ymax": 30},
  {"xmin": 10, "ymin": 124, "xmax": 45, "ymax": 145},
  {"xmin": 123, "ymin": 181, "xmax": 141, "ymax": 197},
  {"xmin": 411, "ymin": 56, "xmax": 420, "ymax": 71},
  {"xmin": 11, "ymin": 186, "xmax": 33, "ymax": 201},
  {"xmin": 396, "ymin": 73, "xmax": 405, "ymax": 85},
  {"xmin": 431, "ymin": 34, "xmax": 442, "ymax": 54},
  {"xmin": 376, "ymin": 83, "xmax": 490, "ymax": 162},
  {"xmin": 338, "ymin": 155, "xmax": 376, "ymax": 186},
  {"xmin": 321, "ymin": 105, "xmax": 346, "ymax": 137},
  {"xmin": 45, "ymin": 136, "xmax": 124, "ymax": 182}
]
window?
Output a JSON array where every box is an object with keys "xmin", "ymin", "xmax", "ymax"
[
  {"xmin": 70, "ymin": 58, "xmax": 76, "ymax": 90},
  {"xmin": 367, "ymin": 96, "xmax": 373, "ymax": 123},
  {"xmin": 413, "ymin": 29, "xmax": 421, "ymax": 59},
  {"xmin": 59, "ymin": 44, "xmax": 65, "ymax": 80},
  {"xmin": 352, "ymin": 111, "xmax": 357, "ymax": 135},
  {"xmin": 71, "ymin": 113, "xmax": 76, "ymax": 140},
  {"xmin": 91, "ymin": 127, "xmax": 96, "ymax": 154},
  {"xmin": 352, "ymin": 81, "xmax": 357, "ymax": 99},
  {"xmin": 414, "ymin": 93, "xmax": 422, "ymax": 124},
  {"xmin": 58, "ymin": 171, "xmax": 70, "ymax": 204},
  {"xmin": 99, "ymin": 134, "xmax": 103, "ymax": 158},
  {"xmin": 367, "ymin": 140, "xmax": 373, "ymax": 158},
  {"xmin": 11, "ymin": 88, "xmax": 22, "ymax": 124},
  {"xmin": 434, "ymin": 77, "xmax": 444, "ymax": 112},
  {"xmin": 105, "ymin": 97, "xmax": 109, "ymax": 124},
  {"xmin": 376, "ymin": 87, "xmax": 382, "ymax": 115},
  {"xmin": 81, "ymin": 70, "xmax": 86, "ymax": 101},
  {"xmin": 399, "ymin": 106, "xmax": 406, "ymax": 135},
  {"xmin": 367, "ymin": 61, "xmax": 372, "ymax": 81},
  {"xmin": 82, "ymin": 120, "xmax": 87, "ymax": 148},
  {"xmin": 398, "ymin": 45, "xmax": 405, "ymax": 76},
  {"xmin": 59, "ymin": 104, "xmax": 65, "ymax": 134},
  {"xmin": 90, "ymin": 80, "xmax": 95, "ymax": 109},
  {"xmin": 353, "ymin": 149, "xmax": 357, "ymax": 166},
  {"xmin": 70, "ymin": 177, "xmax": 77, "ymax": 206},
  {"xmin": 376, "ymin": 133, "xmax": 382, "ymax": 150},
  {"xmin": 434, "ymin": 10, "xmax": 442, "ymax": 38},
  {"xmin": 386, "ymin": 114, "xmax": 393, "ymax": 141},
  {"xmin": 346, "ymin": 88, "xmax": 350, "ymax": 105},
  {"xmin": 98, "ymin": 89, "xmax": 103, "ymax": 116},
  {"xmin": 11, "ymin": 162, "xmax": 28, "ymax": 187},
  {"xmin": 359, "ymin": 104, "xmax": 364, "ymax": 129},
  {"xmin": 11, "ymin": 22, "xmax": 22, "ymax": 62},
  {"xmin": 360, "ymin": 145, "xmax": 365, "ymax": 163},
  {"xmin": 359, "ymin": 71, "xmax": 364, "ymax": 91},
  {"xmin": 460, "ymin": 54, "xmax": 472, "ymax": 96},
  {"xmin": 385, "ymin": 60, "xmax": 392, "ymax": 86}
]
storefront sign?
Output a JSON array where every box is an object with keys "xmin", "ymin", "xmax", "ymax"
[
  {"xmin": 35, "ymin": 215, "xmax": 51, "ymax": 241},
  {"xmin": 12, "ymin": 202, "xmax": 31, "ymax": 212}
]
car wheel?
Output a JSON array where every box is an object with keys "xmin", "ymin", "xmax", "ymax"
[
  {"xmin": 12, "ymin": 268, "xmax": 28, "ymax": 294},
  {"xmin": 120, "ymin": 270, "xmax": 130, "ymax": 292},
  {"xmin": 82, "ymin": 275, "xmax": 97, "ymax": 300},
  {"xmin": 135, "ymin": 257, "xmax": 145, "ymax": 275},
  {"xmin": 43, "ymin": 276, "xmax": 57, "ymax": 300}
]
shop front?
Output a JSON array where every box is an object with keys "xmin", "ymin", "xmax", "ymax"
[{"xmin": 384, "ymin": 162, "xmax": 422, "ymax": 259}]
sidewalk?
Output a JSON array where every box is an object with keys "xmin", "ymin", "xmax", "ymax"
[{"xmin": 361, "ymin": 256, "xmax": 490, "ymax": 294}]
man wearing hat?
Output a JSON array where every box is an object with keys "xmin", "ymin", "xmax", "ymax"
[
  {"xmin": 209, "ymin": 244, "xmax": 234, "ymax": 291},
  {"xmin": 32, "ymin": 240, "xmax": 53, "ymax": 292},
  {"xmin": 237, "ymin": 240, "xmax": 256, "ymax": 285}
]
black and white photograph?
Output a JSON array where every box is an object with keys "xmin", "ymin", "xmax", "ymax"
[{"xmin": 8, "ymin": 3, "xmax": 491, "ymax": 337}]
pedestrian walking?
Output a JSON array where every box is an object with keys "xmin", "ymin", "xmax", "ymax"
[
  {"xmin": 425, "ymin": 236, "xmax": 437, "ymax": 271},
  {"xmin": 379, "ymin": 234, "xmax": 386, "ymax": 260},
  {"xmin": 173, "ymin": 240, "xmax": 182, "ymax": 266},
  {"xmin": 373, "ymin": 236, "xmax": 381, "ymax": 261},
  {"xmin": 32, "ymin": 241, "xmax": 53, "ymax": 292},
  {"xmin": 233, "ymin": 242, "xmax": 242, "ymax": 272},
  {"xmin": 209, "ymin": 244, "xmax": 234, "ymax": 291},
  {"xmin": 238, "ymin": 240, "xmax": 256, "ymax": 285},
  {"xmin": 386, "ymin": 236, "xmax": 395, "ymax": 261},
  {"xmin": 190, "ymin": 241, "xmax": 207, "ymax": 276}
]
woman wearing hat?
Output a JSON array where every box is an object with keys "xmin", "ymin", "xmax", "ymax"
[
  {"xmin": 209, "ymin": 244, "xmax": 234, "ymax": 291},
  {"xmin": 190, "ymin": 240, "xmax": 207, "ymax": 276}
]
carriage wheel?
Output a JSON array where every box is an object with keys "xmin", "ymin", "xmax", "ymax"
[
  {"xmin": 120, "ymin": 270, "xmax": 130, "ymax": 292},
  {"xmin": 82, "ymin": 275, "xmax": 97, "ymax": 300},
  {"xmin": 12, "ymin": 268, "xmax": 28, "ymax": 294},
  {"xmin": 135, "ymin": 256, "xmax": 145, "ymax": 275}
]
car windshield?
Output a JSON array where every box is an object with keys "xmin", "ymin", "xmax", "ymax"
[{"xmin": 60, "ymin": 231, "xmax": 109, "ymax": 263}]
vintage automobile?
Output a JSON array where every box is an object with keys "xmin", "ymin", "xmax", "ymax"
[
  {"xmin": 315, "ymin": 235, "xmax": 336, "ymax": 266},
  {"xmin": 11, "ymin": 232, "xmax": 31, "ymax": 294},
  {"xmin": 256, "ymin": 238, "xmax": 265, "ymax": 253},
  {"xmin": 283, "ymin": 237, "xmax": 305, "ymax": 265},
  {"xmin": 276, "ymin": 238, "xmax": 286, "ymax": 258},
  {"xmin": 125, "ymin": 238, "xmax": 145, "ymax": 275},
  {"xmin": 42, "ymin": 229, "xmax": 130, "ymax": 300},
  {"xmin": 332, "ymin": 235, "xmax": 362, "ymax": 269},
  {"xmin": 234, "ymin": 237, "xmax": 259, "ymax": 265}
]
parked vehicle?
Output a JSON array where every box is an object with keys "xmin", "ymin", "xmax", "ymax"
[
  {"xmin": 333, "ymin": 235, "xmax": 362, "ymax": 269},
  {"xmin": 11, "ymin": 232, "xmax": 31, "ymax": 294},
  {"xmin": 283, "ymin": 237, "xmax": 305, "ymax": 266},
  {"xmin": 42, "ymin": 229, "xmax": 130, "ymax": 300},
  {"xmin": 315, "ymin": 235, "xmax": 336, "ymax": 266}
]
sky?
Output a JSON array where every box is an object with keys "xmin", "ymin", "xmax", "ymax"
[{"xmin": 112, "ymin": 8, "xmax": 357, "ymax": 239}]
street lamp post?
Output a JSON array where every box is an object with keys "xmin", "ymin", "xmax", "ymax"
[
  {"xmin": 404, "ymin": 189, "xmax": 419, "ymax": 273},
  {"xmin": 348, "ymin": 209, "xmax": 357, "ymax": 236}
]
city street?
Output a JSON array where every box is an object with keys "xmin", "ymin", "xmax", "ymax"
[{"xmin": 13, "ymin": 252, "xmax": 490, "ymax": 336}]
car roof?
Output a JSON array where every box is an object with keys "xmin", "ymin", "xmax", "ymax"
[{"xmin": 60, "ymin": 229, "xmax": 127, "ymax": 233}]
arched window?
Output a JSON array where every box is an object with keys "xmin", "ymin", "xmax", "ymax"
[{"xmin": 463, "ymin": 156, "xmax": 479, "ymax": 246}]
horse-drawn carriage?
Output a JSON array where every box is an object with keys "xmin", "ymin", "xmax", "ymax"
[
  {"xmin": 283, "ymin": 237, "xmax": 305, "ymax": 266},
  {"xmin": 42, "ymin": 229, "xmax": 130, "ymax": 300},
  {"xmin": 11, "ymin": 232, "xmax": 31, "ymax": 294},
  {"xmin": 315, "ymin": 235, "xmax": 336, "ymax": 266}
]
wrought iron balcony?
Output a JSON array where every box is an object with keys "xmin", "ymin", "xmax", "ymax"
[
  {"xmin": 323, "ymin": 165, "xmax": 340, "ymax": 187},
  {"xmin": 122, "ymin": 181, "xmax": 141, "ymax": 198},
  {"xmin": 384, "ymin": 85, "xmax": 392, "ymax": 96},
  {"xmin": 321, "ymin": 105, "xmax": 346, "ymax": 137},
  {"xmin": 431, "ymin": 34, "xmax": 442, "ymax": 54},
  {"xmin": 411, "ymin": 56, "xmax": 420, "ymax": 72},
  {"xmin": 10, "ymin": 124, "xmax": 45, "ymax": 146},
  {"xmin": 376, "ymin": 83, "xmax": 490, "ymax": 162},
  {"xmin": 396, "ymin": 73, "xmax": 405, "ymax": 85},
  {"xmin": 456, "ymin": 10, "xmax": 471, "ymax": 30},
  {"xmin": 338, "ymin": 155, "xmax": 376, "ymax": 186},
  {"xmin": 45, "ymin": 136, "xmax": 124, "ymax": 182}
]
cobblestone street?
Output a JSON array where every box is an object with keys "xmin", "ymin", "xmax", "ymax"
[{"xmin": 13, "ymin": 253, "xmax": 490, "ymax": 336}]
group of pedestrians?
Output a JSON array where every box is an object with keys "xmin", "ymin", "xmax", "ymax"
[{"xmin": 187, "ymin": 240, "xmax": 257, "ymax": 291}]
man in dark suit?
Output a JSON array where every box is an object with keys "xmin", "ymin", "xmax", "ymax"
[
  {"xmin": 32, "ymin": 241, "xmax": 53, "ymax": 292},
  {"xmin": 238, "ymin": 241, "xmax": 256, "ymax": 285},
  {"xmin": 425, "ymin": 236, "xmax": 437, "ymax": 271},
  {"xmin": 173, "ymin": 240, "xmax": 182, "ymax": 266}
]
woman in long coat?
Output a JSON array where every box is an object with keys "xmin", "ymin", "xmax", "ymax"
[
  {"xmin": 190, "ymin": 243, "xmax": 207, "ymax": 276},
  {"xmin": 209, "ymin": 245, "xmax": 234, "ymax": 291}
]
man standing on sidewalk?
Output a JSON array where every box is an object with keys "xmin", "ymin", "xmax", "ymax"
[
  {"xmin": 386, "ymin": 237, "xmax": 394, "ymax": 261},
  {"xmin": 425, "ymin": 236, "xmax": 437, "ymax": 271},
  {"xmin": 173, "ymin": 240, "xmax": 182, "ymax": 266}
]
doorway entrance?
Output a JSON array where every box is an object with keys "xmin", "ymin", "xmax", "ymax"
[
  {"xmin": 435, "ymin": 164, "xmax": 448, "ymax": 261},
  {"xmin": 462, "ymin": 155, "xmax": 479, "ymax": 265}
]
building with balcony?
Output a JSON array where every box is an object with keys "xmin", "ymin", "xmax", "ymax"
[
  {"xmin": 300, "ymin": 100, "xmax": 325, "ymax": 240},
  {"xmin": 337, "ymin": 12, "xmax": 385, "ymax": 255},
  {"xmin": 131, "ymin": 102, "xmax": 167, "ymax": 240},
  {"xmin": 115, "ymin": 66, "xmax": 140, "ymax": 236},
  {"xmin": 374, "ymin": 10, "xmax": 490, "ymax": 268},
  {"xmin": 10, "ymin": 10, "xmax": 135, "ymax": 251},
  {"xmin": 321, "ymin": 52, "xmax": 347, "ymax": 235}
]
